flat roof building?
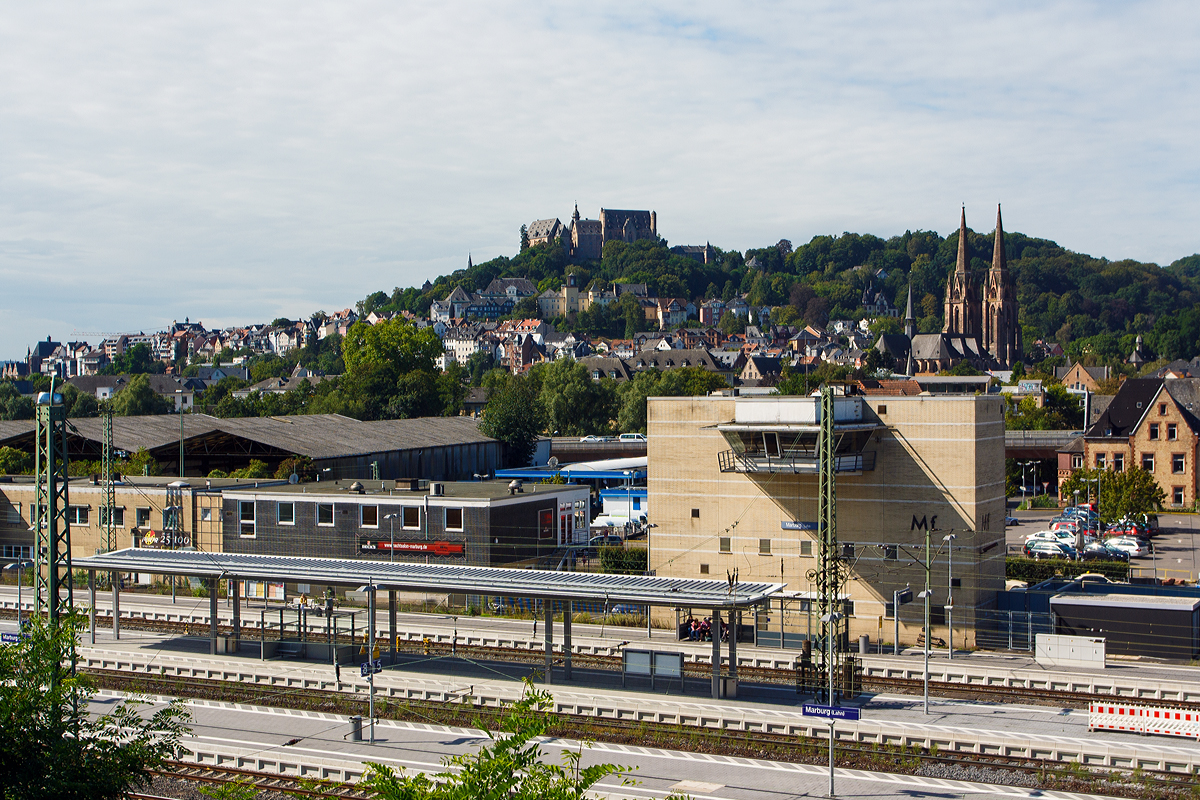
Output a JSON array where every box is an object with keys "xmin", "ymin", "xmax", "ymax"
[
  {"xmin": 219, "ymin": 479, "xmax": 591, "ymax": 568},
  {"xmin": 646, "ymin": 392, "xmax": 1006, "ymax": 648}
]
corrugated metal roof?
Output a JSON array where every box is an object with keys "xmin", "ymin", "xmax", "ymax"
[
  {"xmin": 74, "ymin": 548, "xmax": 783, "ymax": 607},
  {"xmin": 0, "ymin": 414, "xmax": 494, "ymax": 461}
]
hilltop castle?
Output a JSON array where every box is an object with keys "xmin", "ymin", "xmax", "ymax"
[{"xmin": 527, "ymin": 205, "xmax": 658, "ymax": 261}]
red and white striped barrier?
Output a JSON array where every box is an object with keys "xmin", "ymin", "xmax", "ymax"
[{"xmin": 1089, "ymin": 702, "xmax": 1200, "ymax": 739}]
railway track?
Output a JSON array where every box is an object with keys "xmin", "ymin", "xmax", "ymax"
[
  {"xmin": 23, "ymin": 601, "xmax": 1198, "ymax": 712},
  {"xmin": 131, "ymin": 760, "xmax": 366, "ymax": 799},
  {"xmin": 91, "ymin": 668, "xmax": 1200, "ymax": 799}
]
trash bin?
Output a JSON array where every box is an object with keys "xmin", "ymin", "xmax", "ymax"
[
  {"xmin": 720, "ymin": 676, "xmax": 738, "ymax": 698},
  {"xmin": 859, "ymin": 634, "xmax": 869, "ymax": 655},
  {"xmin": 349, "ymin": 715, "xmax": 363, "ymax": 742}
]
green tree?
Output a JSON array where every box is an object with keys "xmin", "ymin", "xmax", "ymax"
[
  {"xmin": 520, "ymin": 224, "xmax": 530, "ymax": 252},
  {"xmin": 1005, "ymin": 384, "xmax": 1083, "ymax": 430},
  {"xmin": 341, "ymin": 318, "xmax": 444, "ymax": 420},
  {"xmin": 1060, "ymin": 467, "xmax": 1165, "ymax": 522},
  {"xmin": 361, "ymin": 682, "xmax": 652, "ymax": 800},
  {"xmin": 0, "ymin": 446, "xmax": 32, "ymax": 475},
  {"xmin": 101, "ymin": 343, "xmax": 163, "ymax": 375},
  {"xmin": 479, "ymin": 376, "xmax": 542, "ymax": 468},
  {"xmin": 0, "ymin": 382, "xmax": 34, "ymax": 420},
  {"xmin": 436, "ymin": 361, "xmax": 469, "ymax": 416},
  {"xmin": 229, "ymin": 459, "xmax": 271, "ymax": 479},
  {"xmin": 62, "ymin": 384, "xmax": 99, "ymax": 418},
  {"xmin": 111, "ymin": 374, "xmax": 172, "ymax": 416},
  {"xmin": 0, "ymin": 613, "xmax": 191, "ymax": 799},
  {"xmin": 534, "ymin": 359, "xmax": 617, "ymax": 436}
]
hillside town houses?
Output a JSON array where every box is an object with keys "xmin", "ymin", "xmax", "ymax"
[{"xmin": 0, "ymin": 278, "xmax": 893, "ymax": 408}]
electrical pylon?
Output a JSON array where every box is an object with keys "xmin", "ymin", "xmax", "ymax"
[
  {"xmin": 101, "ymin": 401, "xmax": 117, "ymax": 553},
  {"xmin": 812, "ymin": 386, "xmax": 845, "ymax": 701},
  {"xmin": 34, "ymin": 381, "xmax": 73, "ymax": 624}
]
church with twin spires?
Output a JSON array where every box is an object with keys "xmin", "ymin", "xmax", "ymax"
[{"xmin": 879, "ymin": 205, "xmax": 1021, "ymax": 374}]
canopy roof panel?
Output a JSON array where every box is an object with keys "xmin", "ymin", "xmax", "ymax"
[{"xmin": 74, "ymin": 548, "xmax": 782, "ymax": 608}]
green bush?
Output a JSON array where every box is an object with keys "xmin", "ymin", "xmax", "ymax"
[
  {"xmin": 1005, "ymin": 556, "xmax": 1129, "ymax": 583},
  {"xmin": 1017, "ymin": 494, "xmax": 1059, "ymax": 510},
  {"xmin": 599, "ymin": 546, "xmax": 648, "ymax": 575}
]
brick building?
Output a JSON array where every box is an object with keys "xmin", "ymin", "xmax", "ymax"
[{"xmin": 1083, "ymin": 377, "xmax": 1200, "ymax": 508}]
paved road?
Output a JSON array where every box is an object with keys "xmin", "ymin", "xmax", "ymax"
[{"xmin": 91, "ymin": 692, "xmax": 1127, "ymax": 800}]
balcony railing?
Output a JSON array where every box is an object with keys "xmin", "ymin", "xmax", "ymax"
[{"xmin": 717, "ymin": 450, "xmax": 875, "ymax": 474}]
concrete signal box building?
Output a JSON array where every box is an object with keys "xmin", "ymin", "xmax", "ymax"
[{"xmin": 646, "ymin": 392, "xmax": 1006, "ymax": 649}]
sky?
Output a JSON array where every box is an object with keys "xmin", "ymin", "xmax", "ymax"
[{"xmin": 2, "ymin": 1, "xmax": 1198, "ymax": 359}]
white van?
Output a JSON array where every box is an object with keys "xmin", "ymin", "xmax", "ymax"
[{"xmin": 618, "ymin": 433, "xmax": 647, "ymax": 442}]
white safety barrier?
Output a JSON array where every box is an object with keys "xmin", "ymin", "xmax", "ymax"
[{"xmin": 1089, "ymin": 702, "xmax": 1200, "ymax": 739}]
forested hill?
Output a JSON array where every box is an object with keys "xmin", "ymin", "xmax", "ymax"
[{"xmin": 358, "ymin": 227, "xmax": 1200, "ymax": 367}]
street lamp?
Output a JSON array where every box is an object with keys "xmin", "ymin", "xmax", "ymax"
[
  {"xmin": 917, "ymin": 589, "xmax": 933, "ymax": 715},
  {"xmin": 383, "ymin": 514, "xmax": 399, "ymax": 563},
  {"xmin": 819, "ymin": 611, "xmax": 844, "ymax": 799},
  {"xmin": 1020, "ymin": 460, "xmax": 1038, "ymax": 508},
  {"xmin": 943, "ymin": 534, "xmax": 957, "ymax": 660},
  {"xmin": 3, "ymin": 558, "xmax": 33, "ymax": 627}
]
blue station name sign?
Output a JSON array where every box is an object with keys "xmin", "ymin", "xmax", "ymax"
[{"xmin": 802, "ymin": 703, "xmax": 861, "ymax": 721}]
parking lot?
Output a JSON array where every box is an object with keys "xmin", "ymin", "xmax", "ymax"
[{"xmin": 1004, "ymin": 505, "xmax": 1200, "ymax": 583}]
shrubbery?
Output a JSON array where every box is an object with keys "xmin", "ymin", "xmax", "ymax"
[{"xmin": 1005, "ymin": 556, "xmax": 1129, "ymax": 583}]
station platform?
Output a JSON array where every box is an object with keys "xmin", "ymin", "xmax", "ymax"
[{"xmin": 37, "ymin": 619, "xmax": 1200, "ymax": 775}]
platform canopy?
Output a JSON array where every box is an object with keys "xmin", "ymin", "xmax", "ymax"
[{"xmin": 74, "ymin": 548, "xmax": 783, "ymax": 608}]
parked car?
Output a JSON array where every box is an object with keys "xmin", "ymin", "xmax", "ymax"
[
  {"xmin": 1024, "ymin": 540, "xmax": 1076, "ymax": 560},
  {"xmin": 1080, "ymin": 542, "xmax": 1130, "ymax": 562},
  {"xmin": 1005, "ymin": 516, "xmax": 1020, "ymax": 526},
  {"xmin": 1105, "ymin": 536, "xmax": 1149, "ymax": 558},
  {"xmin": 1024, "ymin": 529, "xmax": 1075, "ymax": 545},
  {"xmin": 618, "ymin": 433, "xmax": 647, "ymax": 442}
]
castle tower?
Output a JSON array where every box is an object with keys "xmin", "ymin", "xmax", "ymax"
[
  {"xmin": 983, "ymin": 204, "xmax": 1020, "ymax": 367},
  {"xmin": 943, "ymin": 207, "xmax": 980, "ymax": 337}
]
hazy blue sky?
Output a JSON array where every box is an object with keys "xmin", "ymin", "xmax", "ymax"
[{"xmin": 2, "ymin": 2, "xmax": 1198, "ymax": 358}]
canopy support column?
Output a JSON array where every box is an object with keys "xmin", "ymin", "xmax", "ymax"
[
  {"xmin": 729, "ymin": 608, "xmax": 738, "ymax": 680},
  {"xmin": 544, "ymin": 601, "xmax": 553, "ymax": 685},
  {"xmin": 88, "ymin": 570, "xmax": 95, "ymax": 644},
  {"xmin": 209, "ymin": 578, "xmax": 219, "ymax": 655},
  {"xmin": 563, "ymin": 601, "xmax": 572, "ymax": 680},
  {"xmin": 711, "ymin": 608, "xmax": 722, "ymax": 699},
  {"xmin": 388, "ymin": 590, "xmax": 397, "ymax": 664},
  {"xmin": 231, "ymin": 578, "xmax": 241, "ymax": 651},
  {"xmin": 111, "ymin": 572, "xmax": 120, "ymax": 640}
]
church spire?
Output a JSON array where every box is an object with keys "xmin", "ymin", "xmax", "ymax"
[
  {"xmin": 955, "ymin": 205, "xmax": 969, "ymax": 274},
  {"xmin": 983, "ymin": 203, "xmax": 1019, "ymax": 368},
  {"xmin": 572, "ymin": 202, "xmax": 580, "ymax": 221},
  {"xmin": 991, "ymin": 204, "xmax": 1007, "ymax": 274},
  {"xmin": 467, "ymin": 252, "xmax": 473, "ymax": 270},
  {"xmin": 943, "ymin": 206, "xmax": 979, "ymax": 337},
  {"xmin": 904, "ymin": 283, "xmax": 915, "ymax": 340}
]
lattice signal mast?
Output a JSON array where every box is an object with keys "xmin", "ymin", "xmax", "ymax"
[
  {"xmin": 814, "ymin": 386, "xmax": 845, "ymax": 701},
  {"xmin": 34, "ymin": 381, "xmax": 73, "ymax": 624},
  {"xmin": 101, "ymin": 401, "xmax": 118, "ymax": 553}
]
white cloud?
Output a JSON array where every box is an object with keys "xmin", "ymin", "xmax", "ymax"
[{"xmin": 1, "ymin": 1, "xmax": 1198, "ymax": 356}]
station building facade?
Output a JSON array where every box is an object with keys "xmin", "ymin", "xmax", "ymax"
[
  {"xmin": 0, "ymin": 475, "xmax": 243, "ymax": 560},
  {"xmin": 219, "ymin": 479, "xmax": 591, "ymax": 568},
  {"xmin": 646, "ymin": 392, "xmax": 1006, "ymax": 648}
]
